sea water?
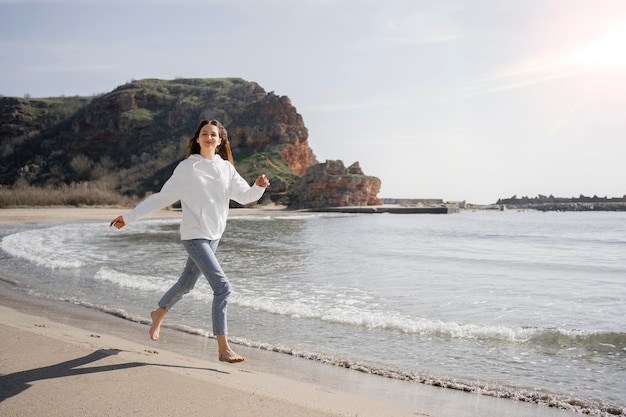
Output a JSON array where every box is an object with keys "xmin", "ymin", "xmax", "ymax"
[{"xmin": 1, "ymin": 210, "xmax": 624, "ymax": 416}]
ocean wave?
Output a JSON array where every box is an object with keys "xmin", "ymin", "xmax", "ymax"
[
  {"xmin": 93, "ymin": 266, "xmax": 173, "ymax": 293},
  {"xmin": 226, "ymin": 336, "xmax": 625, "ymax": 417},
  {"xmin": 0, "ymin": 221, "xmax": 130, "ymax": 269},
  {"xmin": 1, "ymin": 227, "xmax": 85, "ymax": 269},
  {"xmin": 87, "ymin": 265, "xmax": 626, "ymax": 353},
  {"xmin": 231, "ymin": 290, "xmax": 626, "ymax": 359},
  {"xmin": 0, "ymin": 216, "xmax": 310, "ymax": 271},
  {"xmin": 527, "ymin": 328, "xmax": 626, "ymax": 353}
]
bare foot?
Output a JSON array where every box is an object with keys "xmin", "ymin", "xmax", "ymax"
[
  {"xmin": 219, "ymin": 349, "xmax": 245, "ymax": 363},
  {"xmin": 149, "ymin": 308, "xmax": 166, "ymax": 341},
  {"xmin": 216, "ymin": 335, "xmax": 244, "ymax": 363}
]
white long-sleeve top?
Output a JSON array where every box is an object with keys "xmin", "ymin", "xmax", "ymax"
[{"xmin": 122, "ymin": 154, "xmax": 266, "ymax": 240}]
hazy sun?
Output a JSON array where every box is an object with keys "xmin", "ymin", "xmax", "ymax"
[{"xmin": 570, "ymin": 26, "xmax": 626, "ymax": 70}]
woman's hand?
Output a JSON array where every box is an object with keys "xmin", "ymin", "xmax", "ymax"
[
  {"xmin": 110, "ymin": 216, "xmax": 126, "ymax": 229},
  {"xmin": 255, "ymin": 174, "xmax": 270, "ymax": 188}
]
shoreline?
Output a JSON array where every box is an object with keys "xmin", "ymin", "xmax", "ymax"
[
  {"xmin": 0, "ymin": 207, "xmax": 586, "ymax": 417},
  {"xmin": 0, "ymin": 281, "xmax": 421, "ymax": 417}
]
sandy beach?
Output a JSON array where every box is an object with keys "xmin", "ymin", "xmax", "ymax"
[
  {"xmin": 0, "ymin": 207, "xmax": 586, "ymax": 417},
  {"xmin": 0, "ymin": 303, "xmax": 421, "ymax": 417}
]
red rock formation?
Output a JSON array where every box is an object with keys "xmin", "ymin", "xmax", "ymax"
[
  {"xmin": 229, "ymin": 93, "xmax": 314, "ymax": 175},
  {"xmin": 298, "ymin": 160, "xmax": 382, "ymax": 208}
]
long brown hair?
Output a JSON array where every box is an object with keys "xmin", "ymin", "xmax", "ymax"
[{"xmin": 186, "ymin": 119, "xmax": 234, "ymax": 165}]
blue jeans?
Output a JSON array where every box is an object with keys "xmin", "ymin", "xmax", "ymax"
[{"xmin": 158, "ymin": 239, "xmax": 231, "ymax": 336}]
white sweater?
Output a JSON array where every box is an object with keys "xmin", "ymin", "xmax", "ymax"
[{"xmin": 122, "ymin": 154, "xmax": 266, "ymax": 240}]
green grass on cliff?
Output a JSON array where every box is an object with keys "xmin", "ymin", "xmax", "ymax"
[
  {"xmin": 235, "ymin": 144, "xmax": 302, "ymax": 202},
  {"xmin": 122, "ymin": 108, "xmax": 155, "ymax": 121},
  {"xmin": 112, "ymin": 78, "xmax": 247, "ymax": 96}
]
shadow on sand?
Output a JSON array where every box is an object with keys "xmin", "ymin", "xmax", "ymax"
[{"xmin": 0, "ymin": 348, "xmax": 228, "ymax": 401}]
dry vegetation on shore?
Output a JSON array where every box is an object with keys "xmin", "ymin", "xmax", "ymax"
[{"xmin": 0, "ymin": 183, "xmax": 137, "ymax": 208}]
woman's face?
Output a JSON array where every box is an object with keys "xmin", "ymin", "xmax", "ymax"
[{"xmin": 197, "ymin": 124, "xmax": 221, "ymax": 157}]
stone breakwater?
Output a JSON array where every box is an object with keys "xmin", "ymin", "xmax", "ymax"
[{"xmin": 308, "ymin": 206, "xmax": 460, "ymax": 214}]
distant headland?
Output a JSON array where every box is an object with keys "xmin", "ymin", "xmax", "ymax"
[
  {"xmin": 493, "ymin": 195, "xmax": 626, "ymax": 211},
  {"xmin": 381, "ymin": 195, "xmax": 626, "ymax": 212}
]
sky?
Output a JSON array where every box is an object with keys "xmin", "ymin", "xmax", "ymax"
[{"xmin": 1, "ymin": 0, "xmax": 625, "ymax": 204}]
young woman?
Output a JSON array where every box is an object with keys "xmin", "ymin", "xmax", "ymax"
[{"xmin": 110, "ymin": 119, "xmax": 269, "ymax": 363}]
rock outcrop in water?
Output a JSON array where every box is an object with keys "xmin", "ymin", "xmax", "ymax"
[{"xmin": 297, "ymin": 160, "xmax": 382, "ymax": 208}]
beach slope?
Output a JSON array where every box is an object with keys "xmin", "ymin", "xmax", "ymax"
[{"xmin": 0, "ymin": 305, "xmax": 421, "ymax": 417}]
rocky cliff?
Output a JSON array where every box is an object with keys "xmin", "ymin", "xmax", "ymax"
[{"xmin": 1, "ymin": 78, "xmax": 381, "ymax": 207}]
